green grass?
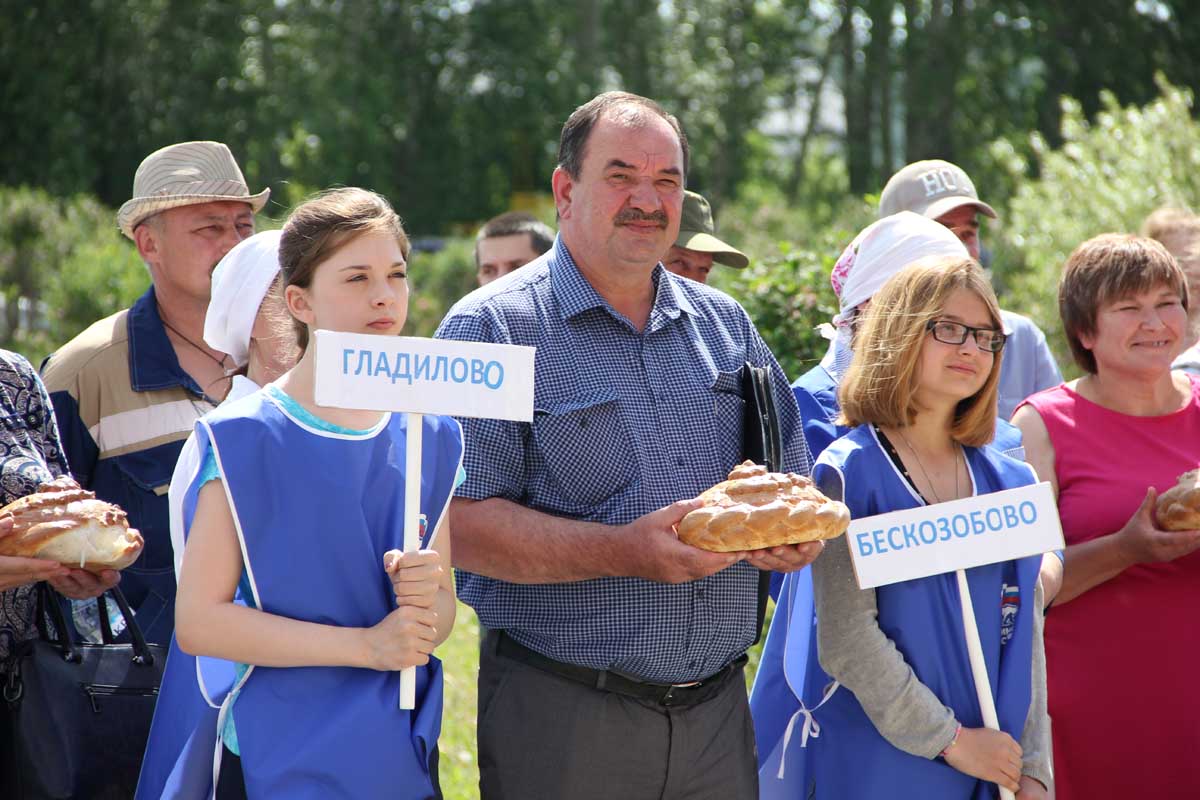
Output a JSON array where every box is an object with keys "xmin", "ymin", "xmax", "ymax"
[
  {"xmin": 436, "ymin": 599, "xmax": 775, "ymax": 799},
  {"xmin": 438, "ymin": 603, "xmax": 483, "ymax": 800}
]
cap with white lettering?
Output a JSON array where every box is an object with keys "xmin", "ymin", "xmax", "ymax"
[{"xmin": 878, "ymin": 159, "xmax": 998, "ymax": 221}]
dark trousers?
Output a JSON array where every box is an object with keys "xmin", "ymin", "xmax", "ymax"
[
  {"xmin": 216, "ymin": 747, "xmax": 247, "ymax": 800},
  {"xmin": 477, "ymin": 631, "xmax": 758, "ymax": 800}
]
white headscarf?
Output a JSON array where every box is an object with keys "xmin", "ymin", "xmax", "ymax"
[
  {"xmin": 829, "ymin": 211, "xmax": 968, "ymax": 328},
  {"xmin": 204, "ymin": 229, "xmax": 283, "ymax": 367}
]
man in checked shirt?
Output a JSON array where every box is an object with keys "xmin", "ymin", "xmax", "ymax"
[{"xmin": 436, "ymin": 91, "xmax": 822, "ymax": 800}]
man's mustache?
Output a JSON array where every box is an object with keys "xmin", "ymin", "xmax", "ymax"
[{"xmin": 614, "ymin": 209, "xmax": 668, "ymax": 227}]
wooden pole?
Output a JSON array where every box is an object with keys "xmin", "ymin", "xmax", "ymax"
[
  {"xmin": 955, "ymin": 569, "xmax": 1016, "ymax": 800},
  {"xmin": 400, "ymin": 412, "xmax": 423, "ymax": 710}
]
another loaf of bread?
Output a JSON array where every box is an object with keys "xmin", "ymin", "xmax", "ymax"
[
  {"xmin": 0, "ymin": 476, "xmax": 143, "ymax": 571},
  {"xmin": 1157, "ymin": 468, "xmax": 1200, "ymax": 531},
  {"xmin": 677, "ymin": 461, "xmax": 850, "ymax": 552}
]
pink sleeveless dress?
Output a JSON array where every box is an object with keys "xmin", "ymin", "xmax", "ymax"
[{"xmin": 1020, "ymin": 377, "xmax": 1200, "ymax": 800}]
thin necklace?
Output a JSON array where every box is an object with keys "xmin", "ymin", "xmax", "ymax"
[
  {"xmin": 160, "ymin": 316, "xmax": 232, "ymax": 374},
  {"xmin": 895, "ymin": 428, "xmax": 960, "ymax": 503}
]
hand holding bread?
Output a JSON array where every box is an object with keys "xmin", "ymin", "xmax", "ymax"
[
  {"xmin": 677, "ymin": 461, "xmax": 850, "ymax": 552},
  {"xmin": 0, "ymin": 476, "xmax": 143, "ymax": 572},
  {"xmin": 1156, "ymin": 468, "xmax": 1200, "ymax": 531}
]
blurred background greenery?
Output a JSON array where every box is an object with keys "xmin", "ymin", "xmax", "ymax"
[
  {"xmin": 4, "ymin": 3, "xmax": 1200, "ymax": 796},
  {"xmin": 3, "ymin": 1, "xmax": 1200, "ymax": 369}
]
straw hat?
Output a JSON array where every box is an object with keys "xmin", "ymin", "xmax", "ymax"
[{"xmin": 117, "ymin": 141, "xmax": 270, "ymax": 239}]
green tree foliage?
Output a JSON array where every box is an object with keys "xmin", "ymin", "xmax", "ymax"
[
  {"xmin": 993, "ymin": 75, "xmax": 1200, "ymax": 374},
  {"xmin": 0, "ymin": 0, "xmax": 823, "ymax": 230},
  {"xmin": 0, "ymin": 188, "xmax": 147, "ymax": 365},
  {"xmin": 712, "ymin": 237, "xmax": 842, "ymax": 380},
  {"xmin": 711, "ymin": 189, "xmax": 874, "ymax": 380},
  {"xmin": 406, "ymin": 240, "xmax": 479, "ymax": 339},
  {"xmin": 826, "ymin": 0, "xmax": 1200, "ymax": 205}
]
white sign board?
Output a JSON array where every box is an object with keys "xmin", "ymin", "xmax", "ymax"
[
  {"xmin": 313, "ymin": 330, "xmax": 536, "ymax": 421},
  {"xmin": 848, "ymin": 482, "xmax": 1064, "ymax": 590}
]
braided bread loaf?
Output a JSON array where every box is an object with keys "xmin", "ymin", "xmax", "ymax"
[
  {"xmin": 677, "ymin": 461, "xmax": 850, "ymax": 552},
  {"xmin": 1156, "ymin": 468, "xmax": 1200, "ymax": 531},
  {"xmin": 0, "ymin": 476, "xmax": 143, "ymax": 571}
]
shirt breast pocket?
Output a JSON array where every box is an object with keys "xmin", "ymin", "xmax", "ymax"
[
  {"xmin": 710, "ymin": 369, "xmax": 745, "ymax": 472},
  {"xmin": 533, "ymin": 392, "xmax": 635, "ymax": 509},
  {"xmin": 108, "ymin": 452, "xmax": 174, "ymax": 574}
]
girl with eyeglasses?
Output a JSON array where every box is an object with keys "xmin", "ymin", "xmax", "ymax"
[
  {"xmin": 801, "ymin": 256, "xmax": 1051, "ymax": 799},
  {"xmin": 754, "ymin": 214, "xmax": 1042, "ymax": 794}
]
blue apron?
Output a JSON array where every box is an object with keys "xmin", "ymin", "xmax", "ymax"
[
  {"xmin": 805, "ymin": 426, "xmax": 1039, "ymax": 799},
  {"xmin": 760, "ymin": 367, "xmax": 1026, "ymax": 796},
  {"xmin": 749, "ymin": 566, "xmax": 834, "ymax": 799},
  {"xmin": 137, "ymin": 391, "xmax": 462, "ymax": 799}
]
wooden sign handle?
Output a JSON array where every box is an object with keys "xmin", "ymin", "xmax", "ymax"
[
  {"xmin": 955, "ymin": 569, "xmax": 1017, "ymax": 800},
  {"xmin": 400, "ymin": 412, "xmax": 423, "ymax": 710}
]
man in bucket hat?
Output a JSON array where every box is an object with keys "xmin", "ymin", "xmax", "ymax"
[
  {"xmin": 662, "ymin": 190, "xmax": 749, "ymax": 284},
  {"xmin": 42, "ymin": 141, "xmax": 268, "ymax": 646}
]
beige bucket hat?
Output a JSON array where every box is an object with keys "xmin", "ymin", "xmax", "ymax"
[{"xmin": 117, "ymin": 141, "xmax": 270, "ymax": 239}]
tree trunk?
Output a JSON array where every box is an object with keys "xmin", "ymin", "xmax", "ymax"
[
  {"xmin": 841, "ymin": 1, "xmax": 872, "ymax": 194},
  {"xmin": 868, "ymin": 0, "xmax": 894, "ymax": 179},
  {"xmin": 903, "ymin": 0, "xmax": 962, "ymax": 161},
  {"xmin": 787, "ymin": 41, "xmax": 836, "ymax": 200},
  {"xmin": 577, "ymin": 0, "xmax": 602, "ymax": 96}
]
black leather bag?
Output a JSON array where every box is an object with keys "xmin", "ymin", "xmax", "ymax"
[
  {"xmin": 741, "ymin": 362, "xmax": 784, "ymax": 474},
  {"xmin": 740, "ymin": 362, "xmax": 786, "ymax": 644},
  {"xmin": 1, "ymin": 583, "xmax": 164, "ymax": 799}
]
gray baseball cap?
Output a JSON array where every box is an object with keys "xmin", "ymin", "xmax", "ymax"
[{"xmin": 878, "ymin": 159, "xmax": 998, "ymax": 221}]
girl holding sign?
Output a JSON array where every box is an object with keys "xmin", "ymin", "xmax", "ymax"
[
  {"xmin": 807, "ymin": 256, "xmax": 1051, "ymax": 798},
  {"xmin": 155, "ymin": 188, "xmax": 462, "ymax": 799},
  {"xmin": 138, "ymin": 228, "xmax": 296, "ymax": 799}
]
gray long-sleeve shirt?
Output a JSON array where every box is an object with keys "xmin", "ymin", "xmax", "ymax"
[{"xmin": 812, "ymin": 476, "xmax": 1053, "ymax": 789}]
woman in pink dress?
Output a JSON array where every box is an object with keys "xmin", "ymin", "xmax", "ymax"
[{"xmin": 1014, "ymin": 234, "xmax": 1200, "ymax": 800}]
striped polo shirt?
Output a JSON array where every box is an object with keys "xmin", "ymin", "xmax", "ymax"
[{"xmin": 42, "ymin": 286, "xmax": 214, "ymax": 645}]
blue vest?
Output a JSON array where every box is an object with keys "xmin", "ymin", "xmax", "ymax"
[
  {"xmin": 137, "ymin": 391, "xmax": 463, "ymax": 799},
  {"xmin": 792, "ymin": 366, "xmax": 849, "ymax": 460},
  {"xmin": 749, "ymin": 566, "xmax": 830, "ymax": 798},
  {"xmin": 754, "ymin": 426, "xmax": 1039, "ymax": 799}
]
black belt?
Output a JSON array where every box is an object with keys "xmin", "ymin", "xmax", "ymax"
[{"xmin": 495, "ymin": 632, "xmax": 745, "ymax": 708}]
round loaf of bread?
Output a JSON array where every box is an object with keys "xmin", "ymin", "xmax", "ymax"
[
  {"xmin": 0, "ymin": 476, "xmax": 143, "ymax": 571},
  {"xmin": 1156, "ymin": 468, "xmax": 1200, "ymax": 531},
  {"xmin": 676, "ymin": 461, "xmax": 850, "ymax": 552}
]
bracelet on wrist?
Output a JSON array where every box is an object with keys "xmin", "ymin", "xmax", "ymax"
[{"xmin": 939, "ymin": 722, "xmax": 963, "ymax": 758}]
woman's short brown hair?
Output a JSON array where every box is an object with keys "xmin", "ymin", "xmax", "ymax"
[
  {"xmin": 838, "ymin": 256, "xmax": 1004, "ymax": 447},
  {"xmin": 1059, "ymin": 233, "xmax": 1188, "ymax": 374},
  {"xmin": 279, "ymin": 188, "xmax": 409, "ymax": 350}
]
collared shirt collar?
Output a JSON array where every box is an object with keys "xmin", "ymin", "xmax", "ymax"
[
  {"xmin": 127, "ymin": 285, "xmax": 205, "ymax": 396},
  {"xmin": 819, "ymin": 329, "xmax": 855, "ymax": 384},
  {"xmin": 550, "ymin": 235, "xmax": 695, "ymax": 331}
]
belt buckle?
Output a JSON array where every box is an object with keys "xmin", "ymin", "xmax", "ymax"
[{"xmin": 661, "ymin": 679, "xmax": 702, "ymax": 706}]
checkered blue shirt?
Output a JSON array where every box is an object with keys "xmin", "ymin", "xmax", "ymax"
[{"xmin": 435, "ymin": 237, "xmax": 812, "ymax": 683}]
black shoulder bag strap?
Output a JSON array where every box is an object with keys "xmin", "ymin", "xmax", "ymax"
[{"xmin": 740, "ymin": 361, "xmax": 785, "ymax": 645}]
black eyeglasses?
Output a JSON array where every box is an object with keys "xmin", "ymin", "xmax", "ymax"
[{"xmin": 925, "ymin": 320, "xmax": 1007, "ymax": 352}]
